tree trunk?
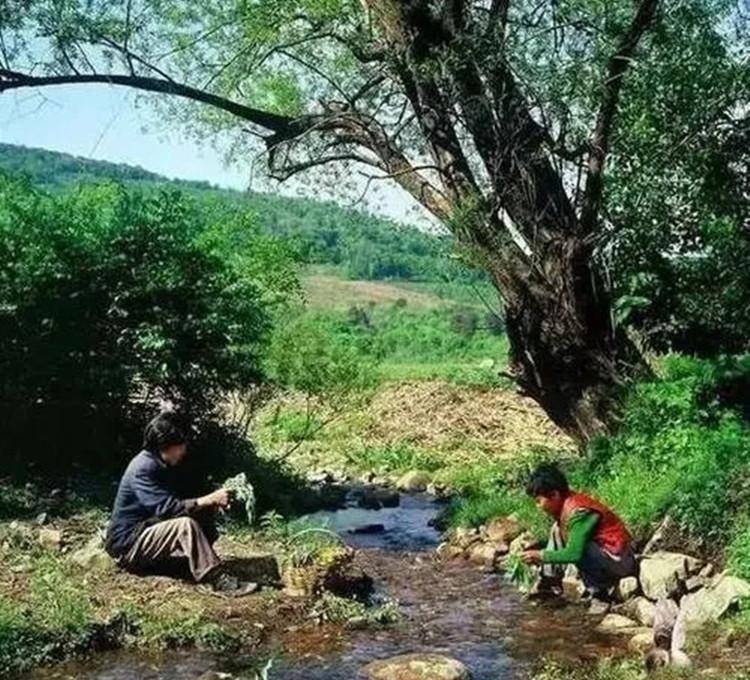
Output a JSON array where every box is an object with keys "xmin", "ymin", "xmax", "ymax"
[{"xmin": 487, "ymin": 234, "xmax": 641, "ymax": 443}]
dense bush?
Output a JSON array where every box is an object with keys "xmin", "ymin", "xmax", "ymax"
[{"xmin": 0, "ymin": 176, "xmax": 293, "ymax": 473}]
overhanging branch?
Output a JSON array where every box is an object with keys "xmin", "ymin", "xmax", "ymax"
[{"xmin": 0, "ymin": 69, "xmax": 293, "ymax": 134}]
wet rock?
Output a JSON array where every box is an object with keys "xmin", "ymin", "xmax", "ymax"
[
  {"xmin": 436, "ymin": 542, "xmax": 465, "ymax": 561},
  {"xmin": 429, "ymin": 506, "xmax": 452, "ymax": 531},
  {"xmin": 484, "ymin": 516, "xmax": 523, "ymax": 545},
  {"xmin": 350, "ymin": 524, "xmax": 386, "ymax": 535},
  {"xmin": 38, "ymin": 528, "xmax": 62, "ymax": 551},
  {"xmin": 629, "ymin": 630, "xmax": 655, "ymax": 654},
  {"xmin": 452, "ymin": 527, "xmax": 481, "ymax": 552},
  {"xmin": 358, "ymin": 488, "xmax": 400, "ymax": 510},
  {"xmin": 639, "ymin": 551, "xmax": 702, "ymax": 600},
  {"xmin": 363, "ymin": 653, "xmax": 471, "ymax": 680},
  {"xmin": 426, "ymin": 483, "xmax": 450, "ymax": 499},
  {"xmin": 468, "ymin": 543, "xmax": 500, "ymax": 568},
  {"xmin": 678, "ymin": 573, "xmax": 750, "ymax": 630},
  {"xmin": 596, "ymin": 614, "xmax": 642, "ymax": 634},
  {"xmin": 396, "ymin": 471, "xmax": 432, "ymax": 493},
  {"xmin": 70, "ymin": 535, "xmax": 113, "ymax": 571},
  {"xmin": 617, "ymin": 576, "xmax": 640, "ymax": 601}
]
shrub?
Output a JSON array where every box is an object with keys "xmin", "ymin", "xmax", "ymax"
[{"xmin": 0, "ymin": 176, "xmax": 288, "ymax": 473}]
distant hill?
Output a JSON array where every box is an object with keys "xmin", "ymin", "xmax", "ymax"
[{"xmin": 0, "ymin": 143, "xmax": 485, "ymax": 286}]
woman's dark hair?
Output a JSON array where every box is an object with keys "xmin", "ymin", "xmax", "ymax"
[
  {"xmin": 143, "ymin": 411, "xmax": 189, "ymax": 453},
  {"xmin": 526, "ymin": 463, "xmax": 569, "ymax": 497}
]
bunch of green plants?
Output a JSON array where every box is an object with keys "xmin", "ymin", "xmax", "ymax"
[
  {"xmin": 258, "ymin": 511, "xmax": 343, "ymax": 569},
  {"xmin": 309, "ymin": 592, "xmax": 400, "ymax": 626},
  {"xmin": 504, "ymin": 552, "xmax": 535, "ymax": 594}
]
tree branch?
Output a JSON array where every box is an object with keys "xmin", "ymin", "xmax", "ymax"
[
  {"xmin": 0, "ymin": 69, "xmax": 294, "ymax": 133},
  {"xmin": 579, "ymin": 0, "xmax": 660, "ymax": 233}
]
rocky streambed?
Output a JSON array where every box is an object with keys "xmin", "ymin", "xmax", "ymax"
[{"xmin": 25, "ymin": 487, "xmax": 634, "ymax": 680}]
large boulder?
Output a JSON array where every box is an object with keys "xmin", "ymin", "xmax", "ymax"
[
  {"xmin": 396, "ymin": 471, "xmax": 432, "ymax": 493},
  {"xmin": 484, "ymin": 516, "xmax": 523, "ymax": 545},
  {"xmin": 639, "ymin": 552, "xmax": 702, "ymax": 600},
  {"xmin": 678, "ymin": 573, "xmax": 750, "ymax": 631},
  {"xmin": 363, "ymin": 653, "xmax": 471, "ymax": 680}
]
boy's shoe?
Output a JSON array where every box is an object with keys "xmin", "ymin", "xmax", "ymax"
[{"xmin": 202, "ymin": 572, "xmax": 258, "ymax": 598}]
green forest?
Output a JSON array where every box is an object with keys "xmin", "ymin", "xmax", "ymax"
[{"xmin": 0, "ymin": 0, "xmax": 748, "ymax": 679}]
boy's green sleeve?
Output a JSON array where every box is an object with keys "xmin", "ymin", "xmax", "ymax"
[{"xmin": 542, "ymin": 511, "xmax": 599, "ymax": 565}]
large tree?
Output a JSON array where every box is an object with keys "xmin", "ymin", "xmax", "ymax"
[{"xmin": 0, "ymin": 0, "xmax": 746, "ymax": 441}]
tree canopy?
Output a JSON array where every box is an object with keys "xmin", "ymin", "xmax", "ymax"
[{"xmin": 1, "ymin": 0, "xmax": 747, "ymax": 440}]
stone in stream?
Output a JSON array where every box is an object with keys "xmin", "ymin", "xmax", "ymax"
[
  {"xmin": 358, "ymin": 487, "xmax": 400, "ymax": 510},
  {"xmin": 363, "ymin": 653, "xmax": 471, "ymax": 680},
  {"xmin": 396, "ymin": 470, "xmax": 432, "ymax": 493},
  {"xmin": 468, "ymin": 542, "xmax": 501, "ymax": 568},
  {"xmin": 350, "ymin": 523, "xmax": 386, "ymax": 535}
]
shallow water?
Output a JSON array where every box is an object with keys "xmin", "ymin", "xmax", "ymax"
[{"xmin": 26, "ymin": 490, "xmax": 625, "ymax": 680}]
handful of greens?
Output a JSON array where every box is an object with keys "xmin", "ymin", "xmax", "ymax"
[
  {"xmin": 222, "ymin": 472, "xmax": 256, "ymax": 525},
  {"xmin": 504, "ymin": 552, "xmax": 535, "ymax": 593}
]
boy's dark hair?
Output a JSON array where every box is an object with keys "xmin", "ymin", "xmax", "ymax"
[
  {"xmin": 526, "ymin": 463, "xmax": 569, "ymax": 497},
  {"xmin": 143, "ymin": 411, "xmax": 189, "ymax": 453}
]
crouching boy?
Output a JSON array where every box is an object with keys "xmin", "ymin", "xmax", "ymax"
[{"xmin": 521, "ymin": 463, "xmax": 637, "ymax": 613}]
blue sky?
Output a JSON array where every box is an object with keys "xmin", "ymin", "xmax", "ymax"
[
  {"xmin": 0, "ymin": 83, "xmax": 429, "ymax": 226},
  {"xmin": 0, "ymin": 85, "xmax": 248, "ymax": 187}
]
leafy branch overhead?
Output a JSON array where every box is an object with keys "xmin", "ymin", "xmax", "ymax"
[{"xmin": 3, "ymin": 0, "xmax": 745, "ymax": 441}]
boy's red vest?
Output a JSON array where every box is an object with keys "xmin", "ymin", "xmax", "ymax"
[{"xmin": 559, "ymin": 492, "xmax": 632, "ymax": 555}]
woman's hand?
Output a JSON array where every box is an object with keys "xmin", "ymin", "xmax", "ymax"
[{"xmin": 521, "ymin": 549, "xmax": 543, "ymax": 565}]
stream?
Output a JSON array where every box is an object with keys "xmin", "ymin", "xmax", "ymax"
[{"xmin": 26, "ymin": 491, "xmax": 625, "ymax": 679}]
